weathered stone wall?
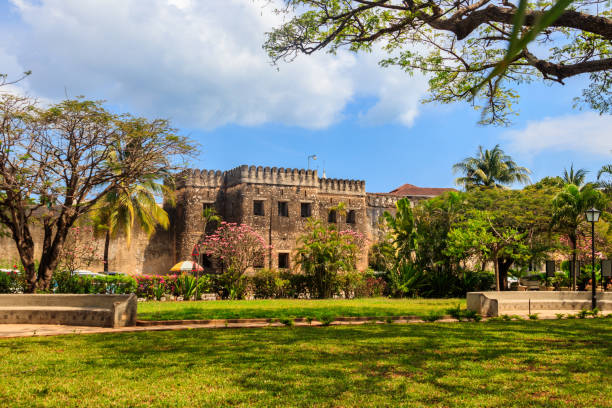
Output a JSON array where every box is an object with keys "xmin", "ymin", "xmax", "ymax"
[
  {"xmin": 0, "ymin": 220, "xmax": 173, "ymax": 275},
  {"xmin": 0, "ymin": 164, "xmax": 408, "ymax": 276},
  {"xmin": 175, "ymin": 165, "xmax": 379, "ymax": 272}
]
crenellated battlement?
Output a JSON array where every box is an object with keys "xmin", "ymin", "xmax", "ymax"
[
  {"xmin": 366, "ymin": 193, "xmax": 399, "ymax": 208},
  {"xmin": 175, "ymin": 168, "xmax": 225, "ymax": 189},
  {"xmin": 176, "ymin": 165, "xmax": 365, "ymax": 194},
  {"xmin": 224, "ymin": 165, "xmax": 319, "ymax": 187},
  {"xmin": 318, "ymin": 177, "xmax": 365, "ymax": 195}
]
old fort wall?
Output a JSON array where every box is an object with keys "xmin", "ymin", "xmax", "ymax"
[{"xmin": 0, "ymin": 165, "xmax": 409, "ymax": 275}]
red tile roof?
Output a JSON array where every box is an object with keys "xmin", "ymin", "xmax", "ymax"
[{"xmin": 388, "ymin": 184, "xmax": 456, "ymax": 197}]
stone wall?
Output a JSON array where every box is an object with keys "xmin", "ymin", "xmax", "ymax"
[{"xmin": 0, "ymin": 164, "xmax": 421, "ymax": 276}]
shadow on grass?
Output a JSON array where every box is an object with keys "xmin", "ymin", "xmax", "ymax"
[{"xmin": 0, "ymin": 320, "xmax": 610, "ymax": 407}]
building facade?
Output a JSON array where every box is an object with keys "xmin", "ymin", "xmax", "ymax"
[
  {"xmin": 0, "ymin": 164, "xmax": 454, "ymax": 275},
  {"xmin": 173, "ymin": 165, "xmax": 455, "ymax": 272}
]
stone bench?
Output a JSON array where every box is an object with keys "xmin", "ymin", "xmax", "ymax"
[
  {"xmin": 0, "ymin": 294, "xmax": 137, "ymax": 327},
  {"xmin": 467, "ymin": 291, "xmax": 612, "ymax": 316}
]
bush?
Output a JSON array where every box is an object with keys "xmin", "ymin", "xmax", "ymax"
[
  {"xmin": 528, "ymin": 313, "xmax": 539, "ymax": 320},
  {"xmin": 251, "ymin": 269, "xmax": 290, "ymax": 299},
  {"xmin": 423, "ymin": 311, "xmax": 443, "ymax": 322}
]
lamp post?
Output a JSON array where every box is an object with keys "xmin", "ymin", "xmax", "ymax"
[
  {"xmin": 585, "ymin": 207, "xmax": 601, "ymax": 310},
  {"xmin": 307, "ymin": 154, "xmax": 317, "ymax": 170}
]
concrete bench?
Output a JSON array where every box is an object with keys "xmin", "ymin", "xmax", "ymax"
[
  {"xmin": 0, "ymin": 294, "xmax": 137, "ymax": 327},
  {"xmin": 467, "ymin": 291, "xmax": 612, "ymax": 316}
]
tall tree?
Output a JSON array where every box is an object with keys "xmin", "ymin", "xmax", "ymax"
[
  {"xmin": 453, "ymin": 145, "xmax": 531, "ymax": 190},
  {"xmin": 0, "ymin": 95, "xmax": 194, "ymax": 291},
  {"xmin": 562, "ymin": 164, "xmax": 589, "ymax": 187},
  {"xmin": 551, "ymin": 184, "xmax": 604, "ymax": 289},
  {"xmin": 265, "ymin": 0, "xmax": 612, "ymax": 125},
  {"xmin": 598, "ymin": 164, "xmax": 612, "ymax": 195},
  {"xmin": 91, "ymin": 176, "xmax": 173, "ymax": 272}
]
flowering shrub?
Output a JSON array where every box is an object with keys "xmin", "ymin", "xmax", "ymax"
[
  {"xmin": 0, "ymin": 270, "xmax": 25, "ymax": 294},
  {"xmin": 198, "ymin": 222, "xmax": 270, "ymax": 299}
]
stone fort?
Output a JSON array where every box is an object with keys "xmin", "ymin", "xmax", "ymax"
[
  {"xmin": 173, "ymin": 165, "xmax": 454, "ymax": 273},
  {"xmin": 0, "ymin": 164, "xmax": 454, "ymax": 274}
]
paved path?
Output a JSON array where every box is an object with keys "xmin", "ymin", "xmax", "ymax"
[
  {"xmin": 0, "ymin": 312, "xmax": 587, "ymax": 339},
  {"xmin": 0, "ymin": 317, "xmax": 454, "ymax": 338}
]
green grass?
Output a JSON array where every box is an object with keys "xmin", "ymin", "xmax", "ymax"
[
  {"xmin": 0, "ymin": 320, "xmax": 610, "ymax": 407},
  {"xmin": 137, "ymin": 297, "xmax": 465, "ymax": 321}
]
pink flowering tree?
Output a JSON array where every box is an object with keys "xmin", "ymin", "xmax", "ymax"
[{"xmin": 198, "ymin": 222, "xmax": 269, "ymax": 299}]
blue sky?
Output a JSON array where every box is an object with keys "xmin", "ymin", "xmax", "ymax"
[{"xmin": 1, "ymin": 0, "xmax": 610, "ymax": 193}]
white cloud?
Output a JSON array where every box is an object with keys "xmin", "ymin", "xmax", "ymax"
[
  {"xmin": 504, "ymin": 112, "xmax": 612, "ymax": 156},
  {"xmin": 1, "ymin": 0, "xmax": 428, "ymax": 130}
]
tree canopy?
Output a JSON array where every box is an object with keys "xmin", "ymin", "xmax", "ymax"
[
  {"xmin": 452, "ymin": 144, "xmax": 531, "ymax": 189},
  {"xmin": 0, "ymin": 94, "xmax": 194, "ymax": 290},
  {"xmin": 264, "ymin": 0, "xmax": 612, "ymax": 125}
]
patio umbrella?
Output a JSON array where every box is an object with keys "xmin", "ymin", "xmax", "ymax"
[{"xmin": 169, "ymin": 261, "xmax": 204, "ymax": 273}]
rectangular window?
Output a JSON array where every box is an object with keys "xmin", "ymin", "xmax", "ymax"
[
  {"xmin": 278, "ymin": 201, "xmax": 289, "ymax": 217},
  {"xmin": 328, "ymin": 209, "xmax": 337, "ymax": 223},
  {"xmin": 346, "ymin": 210, "xmax": 356, "ymax": 224},
  {"xmin": 278, "ymin": 253, "xmax": 289, "ymax": 269},
  {"xmin": 253, "ymin": 200, "xmax": 264, "ymax": 216},
  {"xmin": 301, "ymin": 202, "xmax": 312, "ymax": 218}
]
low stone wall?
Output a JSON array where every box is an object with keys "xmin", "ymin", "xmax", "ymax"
[
  {"xmin": 0, "ymin": 294, "xmax": 137, "ymax": 327},
  {"xmin": 467, "ymin": 291, "xmax": 612, "ymax": 316}
]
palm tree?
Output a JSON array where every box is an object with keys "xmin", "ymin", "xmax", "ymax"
[
  {"xmin": 562, "ymin": 164, "xmax": 589, "ymax": 187},
  {"xmin": 453, "ymin": 145, "xmax": 531, "ymax": 190},
  {"xmin": 92, "ymin": 176, "xmax": 174, "ymax": 272},
  {"xmin": 551, "ymin": 184, "xmax": 603, "ymax": 290},
  {"xmin": 597, "ymin": 164, "xmax": 612, "ymax": 195}
]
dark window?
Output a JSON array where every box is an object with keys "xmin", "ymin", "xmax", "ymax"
[
  {"xmin": 253, "ymin": 200, "xmax": 264, "ymax": 216},
  {"xmin": 200, "ymin": 254, "xmax": 212, "ymax": 268},
  {"xmin": 328, "ymin": 209, "xmax": 337, "ymax": 223},
  {"xmin": 278, "ymin": 253, "xmax": 289, "ymax": 269},
  {"xmin": 301, "ymin": 203, "xmax": 312, "ymax": 218},
  {"xmin": 346, "ymin": 210, "xmax": 356, "ymax": 224},
  {"xmin": 278, "ymin": 201, "xmax": 289, "ymax": 217}
]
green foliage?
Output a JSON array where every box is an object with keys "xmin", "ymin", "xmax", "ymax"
[
  {"xmin": 423, "ymin": 311, "xmax": 444, "ymax": 322},
  {"xmin": 452, "ymin": 145, "xmax": 531, "ymax": 190},
  {"xmin": 295, "ymin": 219, "xmax": 365, "ymax": 298},
  {"xmin": 447, "ymin": 304, "xmax": 463, "ymax": 321},
  {"xmin": 556, "ymin": 313, "xmax": 565, "ymax": 320},
  {"xmin": 528, "ymin": 313, "xmax": 539, "ymax": 320},
  {"xmin": 386, "ymin": 261, "xmax": 424, "ymax": 298},
  {"xmin": 383, "ymin": 198, "xmax": 417, "ymax": 260},
  {"xmin": 251, "ymin": 269, "xmax": 291, "ymax": 299},
  {"xmin": 319, "ymin": 314, "xmax": 335, "ymax": 326},
  {"xmin": 278, "ymin": 317, "xmax": 295, "ymax": 327},
  {"xmin": 265, "ymin": 1, "xmax": 611, "ymax": 125},
  {"xmin": 52, "ymin": 271, "xmax": 138, "ymax": 294},
  {"xmin": 577, "ymin": 309, "xmax": 589, "ymax": 319}
]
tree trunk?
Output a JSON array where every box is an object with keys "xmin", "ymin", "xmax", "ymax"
[
  {"xmin": 36, "ymin": 218, "xmax": 70, "ymax": 291},
  {"xmin": 497, "ymin": 258, "xmax": 514, "ymax": 291},
  {"xmin": 12, "ymin": 228, "xmax": 37, "ymax": 292},
  {"xmin": 493, "ymin": 250, "xmax": 500, "ymax": 291},
  {"xmin": 104, "ymin": 230, "xmax": 110, "ymax": 272},
  {"xmin": 570, "ymin": 233, "xmax": 577, "ymax": 291}
]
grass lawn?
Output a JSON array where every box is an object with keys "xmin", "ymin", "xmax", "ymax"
[
  {"xmin": 137, "ymin": 297, "xmax": 465, "ymax": 321},
  {"xmin": 1, "ymin": 320, "xmax": 610, "ymax": 407}
]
